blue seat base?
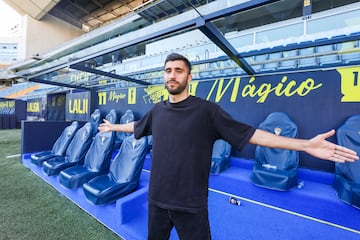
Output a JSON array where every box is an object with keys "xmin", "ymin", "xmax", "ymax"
[
  {"xmin": 59, "ymin": 166, "xmax": 103, "ymax": 189},
  {"xmin": 42, "ymin": 156, "xmax": 81, "ymax": 176},
  {"xmin": 250, "ymin": 163, "xmax": 298, "ymax": 191},
  {"xmin": 30, "ymin": 151, "xmax": 56, "ymax": 166},
  {"xmin": 333, "ymin": 174, "xmax": 360, "ymax": 209},
  {"xmin": 83, "ymin": 175, "xmax": 140, "ymax": 205},
  {"xmin": 21, "ymin": 153, "xmax": 360, "ymax": 239},
  {"xmin": 210, "ymin": 157, "xmax": 230, "ymax": 174}
]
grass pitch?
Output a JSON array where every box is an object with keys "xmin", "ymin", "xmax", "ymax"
[{"xmin": 0, "ymin": 129, "xmax": 121, "ymax": 240}]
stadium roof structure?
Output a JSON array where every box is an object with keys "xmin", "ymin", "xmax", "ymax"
[{"xmin": 2, "ymin": 0, "xmax": 360, "ymax": 92}]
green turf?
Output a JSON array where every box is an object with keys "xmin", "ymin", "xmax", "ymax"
[{"xmin": 0, "ymin": 129, "xmax": 122, "ymax": 240}]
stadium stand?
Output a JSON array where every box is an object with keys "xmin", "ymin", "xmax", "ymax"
[
  {"xmin": 4, "ymin": 83, "xmax": 40, "ymax": 99},
  {"xmin": 263, "ymin": 52, "xmax": 282, "ymax": 71},
  {"xmin": 317, "ymin": 44, "xmax": 342, "ymax": 67},
  {"xmin": 298, "ymin": 45, "xmax": 317, "ymax": 69},
  {"xmin": 338, "ymin": 41, "xmax": 360, "ymax": 65}
]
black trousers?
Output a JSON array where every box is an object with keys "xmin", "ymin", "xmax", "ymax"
[{"xmin": 148, "ymin": 204, "xmax": 211, "ymax": 240}]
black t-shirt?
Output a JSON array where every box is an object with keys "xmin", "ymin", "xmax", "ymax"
[{"xmin": 135, "ymin": 96, "xmax": 256, "ymax": 212}]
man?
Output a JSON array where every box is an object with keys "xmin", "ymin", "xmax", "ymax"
[{"xmin": 98, "ymin": 53, "xmax": 358, "ymax": 240}]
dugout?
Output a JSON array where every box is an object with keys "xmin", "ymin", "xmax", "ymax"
[
  {"xmin": 16, "ymin": 0, "xmax": 360, "ymax": 172},
  {"xmin": 14, "ymin": 1, "xmax": 360, "ymax": 239}
]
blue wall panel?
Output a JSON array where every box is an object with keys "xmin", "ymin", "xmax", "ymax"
[{"xmin": 21, "ymin": 121, "xmax": 74, "ymax": 154}]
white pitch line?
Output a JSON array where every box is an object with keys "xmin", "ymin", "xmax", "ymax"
[
  {"xmin": 6, "ymin": 154, "xmax": 21, "ymax": 158},
  {"xmin": 208, "ymin": 187, "xmax": 360, "ymax": 235}
]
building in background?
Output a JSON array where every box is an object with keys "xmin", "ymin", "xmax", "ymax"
[{"xmin": 0, "ymin": 0, "xmax": 20, "ymax": 75}]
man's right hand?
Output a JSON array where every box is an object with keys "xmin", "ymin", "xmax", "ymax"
[{"xmin": 98, "ymin": 119, "xmax": 113, "ymax": 132}]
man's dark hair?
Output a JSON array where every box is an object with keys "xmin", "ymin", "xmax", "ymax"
[{"xmin": 164, "ymin": 53, "xmax": 192, "ymax": 74}]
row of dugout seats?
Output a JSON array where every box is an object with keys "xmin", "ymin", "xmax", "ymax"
[
  {"xmin": 248, "ymin": 112, "xmax": 360, "ymax": 209},
  {"xmin": 210, "ymin": 111, "xmax": 360, "ymax": 209},
  {"xmin": 30, "ymin": 109, "xmax": 360, "ymax": 209},
  {"xmin": 30, "ymin": 109, "xmax": 151, "ymax": 205},
  {"xmin": 210, "ymin": 112, "xmax": 300, "ymax": 191},
  {"xmin": 30, "ymin": 109, "xmax": 101, "ymax": 166},
  {"xmin": 193, "ymin": 110, "xmax": 360, "ymax": 210}
]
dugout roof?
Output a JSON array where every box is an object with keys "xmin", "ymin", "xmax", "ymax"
[{"xmin": 3, "ymin": 0, "xmax": 360, "ymax": 91}]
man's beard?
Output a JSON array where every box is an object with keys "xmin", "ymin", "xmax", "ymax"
[{"xmin": 165, "ymin": 80, "xmax": 187, "ymax": 95}]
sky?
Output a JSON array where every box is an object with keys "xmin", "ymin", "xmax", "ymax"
[{"xmin": 0, "ymin": 0, "xmax": 21, "ymax": 37}]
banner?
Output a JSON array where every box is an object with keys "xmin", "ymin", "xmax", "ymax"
[
  {"xmin": 65, "ymin": 91, "xmax": 91, "ymax": 121},
  {"xmin": 47, "ymin": 93, "xmax": 66, "ymax": 121},
  {"xmin": 0, "ymin": 99, "xmax": 15, "ymax": 115},
  {"xmin": 303, "ymin": 0, "xmax": 312, "ymax": 17},
  {"xmin": 26, "ymin": 97, "xmax": 45, "ymax": 118}
]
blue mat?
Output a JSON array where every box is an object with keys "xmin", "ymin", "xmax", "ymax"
[
  {"xmin": 209, "ymin": 158, "xmax": 360, "ymax": 232},
  {"xmin": 22, "ymin": 154, "xmax": 360, "ymax": 240},
  {"xmin": 207, "ymin": 190, "xmax": 359, "ymax": 240}
]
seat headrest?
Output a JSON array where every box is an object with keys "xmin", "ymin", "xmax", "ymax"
[
  {"xmin": 105, "ymin": 109, "xmax": 118, "ymax": 124},
  {"xmin": 259, "ymin": 112, "xmax": 297, "ymax": 138},
  {"xmin": 120, "ymin": 109, "xmax": 135, "ymax": 124},
  {"xmin": 90, "ymin": 109, "xmax": 101, "ymax": 123},
  {"xmin": 67, "ymin": 121, "xmax": 79, "ymax": 137}
]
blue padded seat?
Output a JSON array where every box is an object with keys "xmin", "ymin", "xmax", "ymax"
[
  {"xmin": 115, "ymin": 109, "xmax": 135, "ymax": 149},
  {"xmin": 30, "ymin": 121, "xmax": 79, "ymax": 166},
  {"xmin": 42, "ymin": 122, "xmax": 94, "ymax": 176},
  {"xmin": 210, "ymin": 139, "xmax": 231, "ymax": 174},
  {"xmin": 59, "ymin": 130, "xmax": 115, "ymax": 189},
  {"xmin": 333, "ymin": 114, "xmax": 360, "ymax": 209},
  {"xmin": 106, "ymin": 109, "xmax": 118, "ymax": 124},
  {"xmin": 250, "ymin": 112, "xmax": 299, "ymax": 191},
  {"xmin": 83, "ymin": 134, "xmax": 149, "ymax": 205},
  {"xmin": 89, "ymin": 109, "xmax": 101, "ymax": 137}
]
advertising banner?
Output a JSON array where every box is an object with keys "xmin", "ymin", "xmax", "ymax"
[
  {"xmin": 47, "ymin": 93, "xmax": 66, "ymax": 121},
  {"xmin": 0, "ymin": 99, "xmax": 15, "ymax": 115},
  {"xmin": 26, "ymin": 97, "xmax": 45, "ymax": 118},
  {"xmin": 95, "ymin": 66, "xmax": 360, "ymax": 170},
  {"xmin": 65, "ymin": 91, "xmax": 91, "ymax": 121}
]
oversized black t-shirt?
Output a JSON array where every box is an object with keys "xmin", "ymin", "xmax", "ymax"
[{"xmin": 134, "ymin": 96, "xmax": 256, "ymax": 213}]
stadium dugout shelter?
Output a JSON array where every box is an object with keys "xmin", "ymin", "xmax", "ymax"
[{"xmin": 6, "ymin": 0, "xmax": 360, "ymax": 239}]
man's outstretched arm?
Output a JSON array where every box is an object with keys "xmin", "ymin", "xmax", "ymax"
[
  {"xmin": 249, "ymin": 129, "xmax": 359, "ymax": 163},
  {"xmin": 98, "ymin": 119, "xmax": 135, "ymax": 133}
]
